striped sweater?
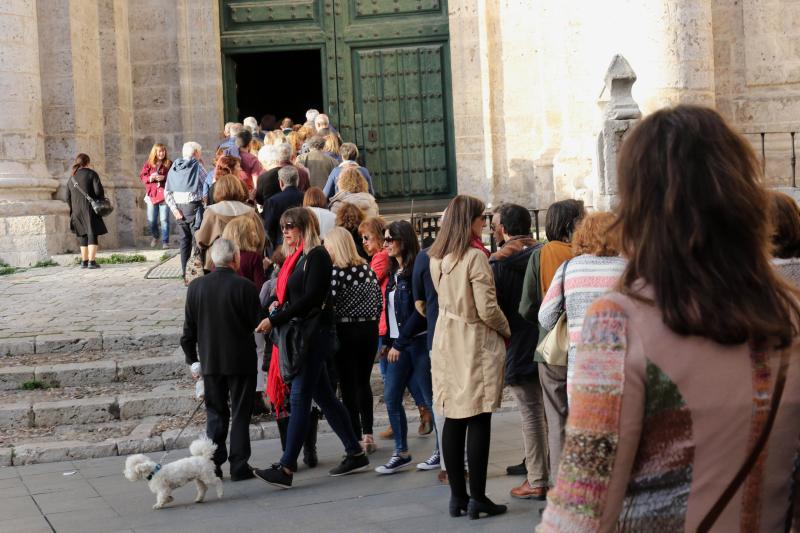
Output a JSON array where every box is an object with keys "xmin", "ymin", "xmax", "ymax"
[{"xmin": 537, "ymin": 254, "xmax": 626, "ymax": 394}]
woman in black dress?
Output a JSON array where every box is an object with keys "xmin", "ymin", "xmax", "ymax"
[{"xmin": 66, "ymin": 154, "xmax": 108, "ymax": 269}]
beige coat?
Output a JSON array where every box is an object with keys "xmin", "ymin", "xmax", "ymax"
[
  {"xmin": 195, "ymin": 201, "xmax": 262, "ymax": 270},
  {"xmin": 430, "ymin": 247, "xmax": 511, "ymax": 419},
  {"xmin": 329, "ymin": 191, "xmax": 379, "ymax": 218}
]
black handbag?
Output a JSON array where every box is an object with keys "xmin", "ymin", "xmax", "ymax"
[
  {"xmin": 70, "ymin": 176, "xmax": 114, "ymax": 217},
  {"xmin": 270, "ymin": 311, "xmax": 325, "ymax": 383}
]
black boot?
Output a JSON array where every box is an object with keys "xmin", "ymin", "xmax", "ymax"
[
  {"xmin": 303, "ymin": 408, "xmax": 319, "ymax": 468},
  {"xmin": 276, "ymin": 416, "xmax": 290, "ymax": 452}
]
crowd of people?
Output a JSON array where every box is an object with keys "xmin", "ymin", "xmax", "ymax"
[{"xmin": 71, "ymin": 104, "xmax": 800, "ymax": 529}]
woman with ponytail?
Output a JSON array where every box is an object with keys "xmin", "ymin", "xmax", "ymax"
[{"xmin": 66, "ymin": 153, "xmax": 108, "ymax": 268}]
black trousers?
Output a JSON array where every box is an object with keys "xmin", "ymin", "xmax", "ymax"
[
  {"xmin": 442, "ymin": 413, "xmax": 492, "ymax": 502},
  {"xmin": 333, "ymin": 321, "xmax": 378, "ymax": 439},
  {"xmin": 204, "ymin": 373, "xmax": 256, "ymax": 477},
  {"xmin": 175, "ymin": 201, "xmax": 203, "ymax": 276}
]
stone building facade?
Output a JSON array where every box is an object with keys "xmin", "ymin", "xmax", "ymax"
[{"xmin": 1, "ymin": 0, "xmax": 798, "ymax": 265}]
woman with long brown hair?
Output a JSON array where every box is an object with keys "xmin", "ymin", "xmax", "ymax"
[
  {"xmin": 67, "ymin": 153, "xmax": 108, "ymax": 269},
  {"xmin": 539, "ymin": 105, "xmax": 800, "ymax": 531},
  {"xmin": 429, "ymin": 195, "xmax": 511, "ymax": 519},
  {"xmin": 139, "ymin": 143, "xmax": 173, "ymax": 248}
]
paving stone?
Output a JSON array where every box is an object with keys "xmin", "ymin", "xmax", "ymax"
[
  {"xmin": 102, "ymin": 330, "xmax": 181, "ymax": 352},
  {"xmin": 13, "ymin": 440, "xmax": 118, "ymax": 465},
  {"xmin": 35, "ymin": 332, "xmax": 102, "ymax": 354},
  {"xmin": 117, "ymin": 356, "xmax": 186, "ymax": 382},
  {"xmin": 0, "ymin": 402, "xmax": 33, "ymax": 428},
  {"xmin": 33, "ymin": 397, "xmax": 118, "ymax": 427},
  {"xmin": 118, "ymin": 390, "xmax": 195, "ymax": 420},
  {"xmin": 34, "ymin": 360, "xmax": 117, "ymax": 387},
  {"xmin": 0, "ymin": 337, "xmax": 35, "ymax": 356},
  {"xmin": 0, "ymin": 366, "xmax": 35, "ymax": 390}
]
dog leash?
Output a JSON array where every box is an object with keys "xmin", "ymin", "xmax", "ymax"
[{"xmin": 156, "ymin": 399, "xmax": 205, "ymax": 466}]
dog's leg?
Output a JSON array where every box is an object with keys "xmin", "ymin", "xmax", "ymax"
[
  {"xmin": 215, "ymin": 477, "xmax": 224, "ymax": 499},
  {"xmin": 153, "ymin": 490, "xmax": 174, "ymax": 510},
  {"xmin": 194, "ymin": 479, "xmax": 207, "ymax": 503}
]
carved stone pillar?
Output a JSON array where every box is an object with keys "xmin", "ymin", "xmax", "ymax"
[{"xmin": 0, "ymin": 0, "xmax": 70, "ymax": 265}]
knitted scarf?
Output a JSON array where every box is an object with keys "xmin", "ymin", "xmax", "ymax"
[{"xmin": 266, "ymin": 241, "xmax": 304, "ymax": 417}]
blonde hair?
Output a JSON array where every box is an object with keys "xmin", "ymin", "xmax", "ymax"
[
  {"xmin": 280, "ymin": 207, "xmax": 321, "ymax": 256},
  {"xmin": 265, "ymin": 130, "xmax": 287, "ymax": 146},
  {"xmin": 247, "ymin": 138, "xmax": 263, "ymax": 155},
  {"xmin": 213, "ymin": 174, "xmax": 248, "ymax": 202},
  {"xmin": 324, "ymin": 133, "xmax": 341, "ymax": 155},
  {"xmin": 147, "ymin": 143, "xmax": 171, "ymax": 167},
  {"xmin": 337, "ymin": 167, "xmax": 369, "ymax": 193},
  {"xmin": 324, "ymin": 227, "xmax": 366, "ymax": 268},
  {"xmin": 222, "ymin": 213, "xmax": 266, "ymax": 253}
]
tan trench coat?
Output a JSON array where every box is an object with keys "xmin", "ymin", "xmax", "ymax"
[{"xmin": 430, "ymin": 247, "xmax": 511, "ymax": 419}]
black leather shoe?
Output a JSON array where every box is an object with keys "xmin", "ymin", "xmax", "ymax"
[
  {"xmin": 214, "ymin": 465, "xmax": 223, "ymax": 479},
  {"xmin": 80, "ymin": 260, "xmax": 88, "ymax": 268},
  {"xmin": 88, "ymin": 260, "xmax": 100, "ymax": 269},
  {"xmin": 468, "ymin": 498, "xmax": 507, "ymax": 520},
  {"xmin": 230, "ymin": 466, "xmax": 255, "ymax": 481},
  {"xmin": 506, "ymin": 459, "xmax": 527, "ymax": 476},
  {"xmin": 253, "ymin": 463, "xmax": 293, "ymax": 489},
  {"xmin": 449, "ymin": 496, "xmax": 469, "ymax": 517}
]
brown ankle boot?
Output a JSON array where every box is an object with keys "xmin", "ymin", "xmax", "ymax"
[
  {"xmin": 378, "ymin": 426, "xmax": 394, "ymax": 439},
  {"xmin": 418, "ymin": 406, "xmax": 433, "ymax": 435}
]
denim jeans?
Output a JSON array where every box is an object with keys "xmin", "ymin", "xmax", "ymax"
[
  {"xmin": 280, "ymin": 323, "xmax": 362, "ymax": 471},
  {"xmin": 146, "ymin": 201, "xmax": 170, "ymax": 243},
  {"xmin": 383, "ymin": 336, "xmax": 432, "ymax": 454},
  {"xmin": 379, "ymin": 338, "xmax": 426, "ymax": 406}
]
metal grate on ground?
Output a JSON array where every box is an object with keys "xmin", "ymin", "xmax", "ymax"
[{"xmin": 145, "ymin": 253, "xmax": 183, "ymax": 279}]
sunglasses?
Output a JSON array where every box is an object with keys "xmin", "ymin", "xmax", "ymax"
[
  {"xmin": 280, "ymin": 222, "xmax": 296, "ymax": 231},
  {"xmin": 383, "ymin": 236, "xmax": 396, "ymax": 243},
  {"xmin": 361, "ymin": 234, "xmax": 371, "ymax": 242}
]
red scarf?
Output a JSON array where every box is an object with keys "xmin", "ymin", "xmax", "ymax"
[
  {"xmin": 471, "ymin": 235, "xmax": 490, "ymax": 257},
  {"xmin": 266, "ymin": 241, "xmax": 304, "ymax": 416}
]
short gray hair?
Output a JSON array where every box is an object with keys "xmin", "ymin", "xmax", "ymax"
[
  {"xmin": 258, "ymin": 144, "xmax": 278, "ymax": 165},
  {"xmin": 276, "ymin": 143, "xmax": 292, "ymax": 162},
  {"xmin": 229, "ymin": 123, "xmax": 243, "ymax": 136},
  {"xmin": 182, "ymin": 141, "xmax": 202, "ymax": 159},
  {"xmin": 314, "ymin": 113, "xmax": 330, "ymax": 129},
  {"xmin": 210, "ymin": 238, "xmax": 239, "ymax": 268},
  {"xmin": 305, "ymin": 109, "xmax": 319, "ymax": 122},
  {"xmin": 278, "ymin": 165, "xmax": 299, "ymax": 187},
  {"xmin": 309, "ymin": 136, "xmax": 326, "ymax": 151},
  {"xmin": 243, "ymin": 117, "xmax": 258, "ymax": 132}
]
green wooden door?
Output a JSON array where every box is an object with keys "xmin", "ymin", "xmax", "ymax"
[{"xmin": 219, "ymin": 0, "xmax": 456, "ymax": 201}]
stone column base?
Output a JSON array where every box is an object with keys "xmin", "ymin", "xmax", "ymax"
[{"xmin": 0, "ymin": 201, "xmax": 73, "ymax": 266}]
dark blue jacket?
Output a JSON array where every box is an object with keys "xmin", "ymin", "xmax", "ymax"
[
  {"xmin": 383, "ymin": 267, "xmax": 426, "ymax": 351},
  {"xmin": 412, "ymin": 249, "xmax": 438, "ymax": 351},
  {"xmin": 263, "ymin": 186, "xmax": 303, "ymax": 247}
]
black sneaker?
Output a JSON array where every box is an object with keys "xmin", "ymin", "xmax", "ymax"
[
  {"xmin": 329, "ymin": 453, "xmax": 370, "ymax": 477},
  {"xmin": 253, "ymin": 463, "xmax": 293, "ymax": 489},
  {"xmin": 80, "ymin": 260, "xmax": 88, "ymax": 268},
  {"xmin": 506, "ymin": 459, "xmax": 527, "ymax": 476},
  {"xmin": 88, "ymin": 260, "xmax": 100, "ymax": 269}
]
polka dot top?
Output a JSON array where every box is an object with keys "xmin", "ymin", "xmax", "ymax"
[{"xmin": 330, "ymin": 263, "xmax": 383, "ymax": 323}]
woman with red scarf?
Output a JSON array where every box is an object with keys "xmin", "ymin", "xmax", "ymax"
[{"xmin": 253, "ymin": 207, "xmax": 369, "ymax": 488}]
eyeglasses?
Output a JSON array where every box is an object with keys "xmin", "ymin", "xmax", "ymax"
[
  {"xmin": 280, "ymin": 222, "xmax": 296, "ymax": 232},
  {"xmin": 361, "ymin": 234, "xmax": 371, "ymax": 242},
  {"xmin": 383, "ymin": 236, "xmax": 396, "ymax": 244}
]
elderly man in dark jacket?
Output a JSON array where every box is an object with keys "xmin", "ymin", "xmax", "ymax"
[
  {"xmin": 181, "ymin": 238, "xmax": 265, "ymax": 481},
  {"xmin": 489, "ymin": 204, "xmax": 549, "ymax": 500}
]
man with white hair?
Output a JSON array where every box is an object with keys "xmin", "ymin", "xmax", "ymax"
[
  {"xmin": 165, "ymin": 141, "xmax": 207, "ymax": 276},
  {"xmin": 243, "ymin": 116, "xmax": 264, "ymax": 141},
  {"xmin": 181, "ymin": 238, "xmax": 263, "ymax": 481},
  {"xmin": 254, "ymin": 143, "xmax": 310, "ymax": 209},
  {"xmin": 263, "ymin": 166, "xmax": 304, "ymax": 247},
  {"xmin": 304, "ymin": 109, "xmax": 319, "ymax": 129},
  {"xmin": 218, "ymin": 122, "xmax": 244, "ymax": 151}
]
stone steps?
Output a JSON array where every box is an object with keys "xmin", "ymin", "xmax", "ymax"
[
  {"xmin": 0, "ymin": 329, "xmax": 181, "ymax": 358},
  {"xmin": 0, "ymin": 351, "xmax": 186, "ymax": 390}
]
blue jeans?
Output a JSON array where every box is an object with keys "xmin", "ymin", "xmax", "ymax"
[
  {"xmin": 379, "ymin": 338, "xmax": 426, "ymax": 405},
  {"xmin": 146, "ymin": 201, "xmax": 170, "ymax": 243},
  {"xmin": 280, "ymin": 324, "xmax": 362, "ymax": 471},
  {"xmin": 384, "ymin": 336, "xmax": 432, "ymax": 454}
]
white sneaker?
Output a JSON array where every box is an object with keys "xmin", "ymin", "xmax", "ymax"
[
  {"xmin": 416, "ymin": 451, "xmax": 440, "ymax": 470},
  {"xmin": 375, "ymin": 454, "xmax": 412, "ymax": 474}
]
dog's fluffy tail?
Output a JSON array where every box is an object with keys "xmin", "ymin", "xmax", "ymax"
[{"xmin": 189, "ymin": 437, "xmax": 217, "ymax": 460}]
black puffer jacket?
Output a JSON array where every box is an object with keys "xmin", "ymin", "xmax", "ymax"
[{"xmin": 490, "ymin": 239, "xmax": 542, "ymax": 385}]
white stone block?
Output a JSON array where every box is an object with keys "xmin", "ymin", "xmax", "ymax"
[
  {"xmin": 118, "ymin": 390, "xmax": 196, "ymax": 419},
  {"xmin": 116, "ymin": 436, "xmax": 164, "ymax": 456},
  {"xmin": 0, "ymin": 366, "xmax": 35, "ymax": 390},
  {"xmin": 35, "ymin": 360, "xmax": 117, "ymax": 387},
  {"xmin": 33, "ymin": 397, "xmax": 117, "ymax": 427},
  {"xmin": 0, "ymin": 337, "xmax": 35, "ymax": 356},
  {"xmin": 35, "ymin": 332, "xmax": 102, "ymax": 354},
  {"xmin": 117, "ymin": 356, "xmax": 186, "ymax": 382},
  {"xmin": 0, "ymin": 402, "xmax": 32, "ymax": 428},
  {"xmin": 13, "ymin": 440, "xmax": 118, "ymax": 465},
  {"xmin": 0, "ymin": 448, "xmax": 12, "ymax": 467}
]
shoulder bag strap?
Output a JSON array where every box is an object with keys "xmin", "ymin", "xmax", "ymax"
[
  {"xmin": 560, "ymin": 258, "xmax": 571, "ymax": 318},
  {"xmin": 697, "ymin": 347, "xmax": 791, "ymax": 532},
  {"xmin": 69, "ymin": 175, "xmax": 93, "ymax": 202}
]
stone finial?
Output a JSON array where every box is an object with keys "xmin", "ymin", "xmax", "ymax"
[{"xmin": 599, "ymin": 54, "xmax": 641, "ymax": 120}]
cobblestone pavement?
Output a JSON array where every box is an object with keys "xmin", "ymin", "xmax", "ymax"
[
  {"xmin": 0, "ymin": 263, "xmax": 185, "ymax": 353},
  {"xmin": 0, "ymin": 411, "xmax": 542, "ymax": 533}
]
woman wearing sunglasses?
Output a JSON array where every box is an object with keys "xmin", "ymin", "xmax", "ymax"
[
  {"xmin": 375, "ymin": 220, "xmax": 434, "ymax": 474},
  {"xmin": 253, "ymin": 207, "xmax": 369, "ymax": 488}
]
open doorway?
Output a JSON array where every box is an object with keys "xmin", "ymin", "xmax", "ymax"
[{"xmin": 230, "ymin": 49, "xmax": 325, "ymax": 127}]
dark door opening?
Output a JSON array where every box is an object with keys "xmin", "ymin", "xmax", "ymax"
[{"xmin": 231, "ymin": 49, "xmax": 324, "ymax": 127}]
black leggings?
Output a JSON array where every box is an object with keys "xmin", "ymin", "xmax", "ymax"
[
  {"xmin": 333, "ymin": 320, "xmax": 378, "ymax": 438},
  {"xmin": 442, "ymin": 413, "xmax": 492, "ymax": 502},
  {"xmin": 78, "ymin": 234, "xmax": 98, "ymax": 246}
]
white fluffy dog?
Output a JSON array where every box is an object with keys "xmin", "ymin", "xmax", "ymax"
[{"xmin": 123, "ymin": 437, "xmax": 223, "ymax": 509}]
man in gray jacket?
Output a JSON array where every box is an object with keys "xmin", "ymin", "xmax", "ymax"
[{"xmin": 165, "ymin": 141, "xmax": 207, "ymax": 276}]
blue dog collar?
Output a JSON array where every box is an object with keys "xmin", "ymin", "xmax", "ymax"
[{"xmin": 146, "ymin": 464, "xmax": 162, "ymax": 481}]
